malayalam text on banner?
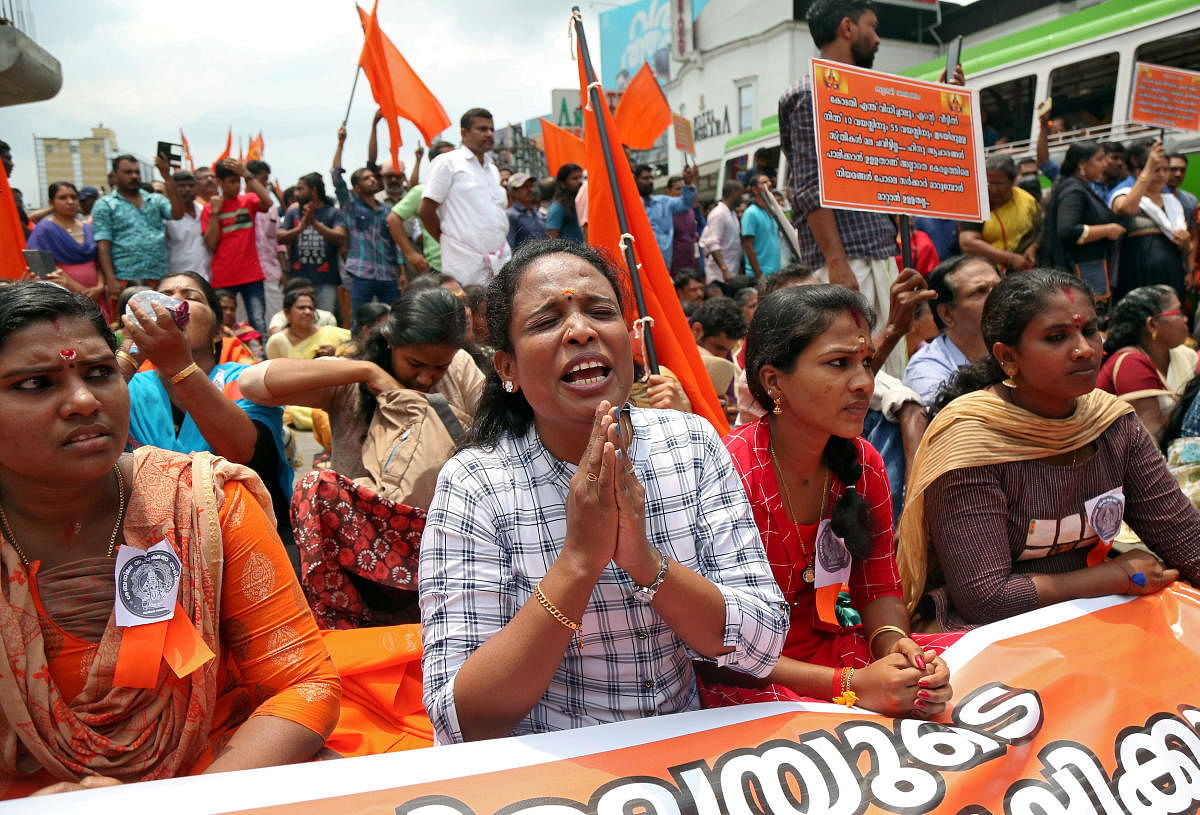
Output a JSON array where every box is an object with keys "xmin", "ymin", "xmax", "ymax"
[
  {"xmin": 810, "ymin": 57, "xmax": 987, "ymax": 221},
  {"xmin": 1130, "ymin": 61, "xmax": 1200, "ymax": 133}
]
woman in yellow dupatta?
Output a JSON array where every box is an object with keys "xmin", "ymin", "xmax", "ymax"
[
  {"xmin": 264, "ymin": 290, "xmax": 350, "ymax": 435},
  {"xmin": 0, "ymin": 283, "xmax": 340, "ymax": 798},
  {"xmin": 897, "ymin": 270, "xmax": 1200, "ymax": 631}
]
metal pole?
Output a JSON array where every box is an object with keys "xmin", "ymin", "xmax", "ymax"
[
  {"xmin": 571, "ymin": 7, "xmax": 659, "ymax": 374},
  {"xmin": 899, "ymin": 214, "xmax": 913, "ymax": 270},
  {"xmin": 343, "ymin": 66, "xmax": 362, "ymax": 127}
]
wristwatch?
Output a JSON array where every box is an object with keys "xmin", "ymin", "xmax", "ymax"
[{"xmin": 631, "ymin": 549, "xmax": 669, "ymax": 604}]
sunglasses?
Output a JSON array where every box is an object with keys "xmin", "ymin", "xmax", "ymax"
[{"xmin": 1155, "ymin": 309, "xmax": 1183, "ymax": 318}]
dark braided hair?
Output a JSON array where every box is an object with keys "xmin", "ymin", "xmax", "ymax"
[
  {"xmin": 745, "ymin": 284, "xmax": 875, "ymax": 558},
  {"xmin": 464, "ymin": 239, "xmax": 626, "ymax": 451},
  {"xmin": 1102, "ymin": 285, "xmax": 1173, "ymax": 355},
  {"xmin": 932, "ymin": 268, "xmax": 1094, "ymax": 414}
]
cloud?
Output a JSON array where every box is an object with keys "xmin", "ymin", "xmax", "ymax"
[{"xmin": 0, "ymin": 0, "xmax": 609, "ymax": 206}]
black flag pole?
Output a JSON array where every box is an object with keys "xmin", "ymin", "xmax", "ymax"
[
  {"xmin": 899, "ymin": 213, "xmax": 913, "ymax": 270},
  {"xmin": 571, "ymin": 6, "xmax": 659, "ymax": 375}
]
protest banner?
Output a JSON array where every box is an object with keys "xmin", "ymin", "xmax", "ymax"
[
  {"xmin": 1130, "ymin": 61, "xmax": 1200, "ymax": 133},
  {"xmin": 673, "ymin": 113, "xmax": 694, "ymax": 156},
  {"xmin": 29, "ymin": 586, "xmax": 1200, "ymax": 815},
  {"xmin": 810, "ymin": 57, "xmax": 987, "ymax": 222}
]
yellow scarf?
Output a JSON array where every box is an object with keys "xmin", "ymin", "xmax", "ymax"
[{"xmin": 897, "ymin": 388, "xmax": 1133, "ymax": 611}]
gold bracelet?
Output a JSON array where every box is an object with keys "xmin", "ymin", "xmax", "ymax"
[
  {"xmin": 169, "ymin": 362, "xmax": 200, "ymax": 385},
  {"xmin": 833, "ymin": 667, "xmax": 857, "ymax": 706},
  {"xmin": 868, "ymin": 624, "xmax": 909, "ymax": 654},
  {"xmin": 534, "ymin": 583, "xmax": 582, "ymax": 648}
]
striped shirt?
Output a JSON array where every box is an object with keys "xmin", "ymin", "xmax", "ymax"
[
  {"xmin": 419, "ymin": 407, "xmax": 788, "ymax": 744},
  {"xmin": 780, "ymin": 75, "xmax": 896, "ymax": 267}
]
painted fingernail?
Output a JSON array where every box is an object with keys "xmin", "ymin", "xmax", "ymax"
[
  {"xmin": 914, "ymin": 699, "xmax": 927, "ymax": 709},
  {"xmin": 917, "ymin": 679, "xmax": 930, "ymax": 688},
  {"xmin": 1131, "ymin": 572, "xmax": 1147, "ymax": 587},
  {"xmin": 914, "ymin": 655, "xmax": 926, "ymax": 670},
  {"xmin": 918, "ymin": 690, "xmax": 931, "ymax": 700}
]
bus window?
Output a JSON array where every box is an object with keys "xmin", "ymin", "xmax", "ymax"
[
  {"xmin": 724, "ymin": 155, "xmax": 747, "ymax": 182},
  {"xmin": 979, "ymin": 75, "xmax": 1035, "ymax": 147},
  {"xmin": 1049, "ymin": 52, "xmax": 1119, "ymax": 131},
  {"xmin": 1135, "ymin": 27, "xmax": 1200, "ymax": 73}
]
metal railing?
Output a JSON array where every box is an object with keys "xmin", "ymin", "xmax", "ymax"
[
  {"xmin": 0, "ymin": 0, "xmax": 35, "ymax": 39},
  {"xmin": 985, "ymin": 120, "xmax": 1192, "ymax": 161}
]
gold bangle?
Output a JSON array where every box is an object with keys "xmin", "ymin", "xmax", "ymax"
[
  {"xmin": 534, "ymin": 583, "xmax": 582, "ymax": 649},
  {"xmin": 169, "ymin": 361, "xmax": 200, "ymax": 385},
  {"xmin": 868, "ymin": 624, "xmax": 908, "ymax": 654},
  {"xmin": 115, "ymin": 350, "xmax": 138, "ymax": 371},
  {"xmin": 833, "ymin": 666, "xmax": 858, "ymax": 706}
]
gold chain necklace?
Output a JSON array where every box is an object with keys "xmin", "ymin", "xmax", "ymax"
[
  {"xmin": 0, "ymin": 466, "xmax": 127, "ymax": 567},
  {"xmin": 769, "ymin": 441, "xmax": 830, "ymax": 585}
]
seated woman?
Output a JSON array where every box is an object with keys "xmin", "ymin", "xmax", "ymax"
[
  {"xmin": 0, "ymin": 282, "xmax": 339, "ymax": 798},
  {"xmin": 703, "ymin": 285, "xmax": 952, "ymax": 718},
  {"xmin": 337, "ymin": 301, "xmax": 391, "ymax": 358},
  {"xmin": 1097, "ymin": 285, "xmax": 1196, "ymax": 441},
  {"xmin": 265, "ymin": 290, "xmax": 351, "ymax": 433},
  {"xmin": 215, "ymin": 288, "xmax": 264, "ymax": 362},
  {"xmin": 119, "ymin": 272, "xmax": 293, "ymax": 544},
  {"xmin": 239, "ymin": 288, "xmax": 483, "ymax": 629},
  {"xmin": 418, "ymin": 240, "xmax": 788, "ymax": 744},
  {"xmin": 27, "ymin": 182, "xmax": 111, "ymax": 321},
  {"xmin": 898, "ymin": 269, "xmax": 1200, "ymax": 631}
]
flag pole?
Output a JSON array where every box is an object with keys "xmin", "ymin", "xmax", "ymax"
[
  {"xmin": 571, "ymin": 7, "xmax": 659, "ymax": 375},
  {"xmin": 343, "ymin": 65, "xmax": 362, "ymax": 127}
]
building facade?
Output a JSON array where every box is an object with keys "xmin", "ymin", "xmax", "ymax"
[{"xmin": 31, "ymin": 126, "xmax": 153, "ymax": 207}]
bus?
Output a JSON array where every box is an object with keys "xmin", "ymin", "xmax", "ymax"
[{"xmin": 718, "ymin": 0, "xmax": 1200, "ymax": 199}]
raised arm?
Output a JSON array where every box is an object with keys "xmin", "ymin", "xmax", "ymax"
[{"xmin": 237, "ymin": 357, "xmax": 394, "ymax": 412}]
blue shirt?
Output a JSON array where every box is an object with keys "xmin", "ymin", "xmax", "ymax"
[
  {"xmin": 902, "ymin": 333, "xmax": 970, "ymax": 408},
  {"xmin": 91, "ymin": 189, "xmax": 174, "ymax": 281},
  {"xmin": 546, "ymin": 201, "xmax": 583, "ymax": 243},
  {"xmin": 332, "ymin": 167, "xmax": 398, "ymax": 281},
  {"xmin": 741, "ymin": 204, "xmax": 780, "ymax": 276},
  {"xmin": 506, "ymin": 202, "xmax": 547, "ymax": 250},
  {"xmin": 913, "ymin": 217, "xmax": 959, "ymax": 261},
  {"xmin": 644, "ymin": 186, "xmax": 696, "ymax": 263}
]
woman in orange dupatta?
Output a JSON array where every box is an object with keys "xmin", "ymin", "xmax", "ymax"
[{"xmin": 0, "ymin": 282, "xmax": 340, "ymax": 798}]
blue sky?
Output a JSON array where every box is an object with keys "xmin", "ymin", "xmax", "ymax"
[{"xmin": 1, "ymin": 0, "xmax": 614, "ymax": 206}]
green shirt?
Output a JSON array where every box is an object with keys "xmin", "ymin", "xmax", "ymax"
[
  {"xmin": 92, "ymin": 190, "xmax": 174, "ymax": 281},
  {"xmin": 392, "ymin": 184, "xmax": 441, "ymax": 272}
]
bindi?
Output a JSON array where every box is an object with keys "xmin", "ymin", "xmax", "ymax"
[
  {"xmin": 561, "ymin": 288, "xmax": 575, "ymax": 299},
  {"xmin": 59, "ymin": 349, "xmax": 76, "ymax": 363}
]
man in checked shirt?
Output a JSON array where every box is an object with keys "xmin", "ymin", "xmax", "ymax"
[{"xmin": 780, "ymin": 0, "xmax": 962, "ymax": 378}]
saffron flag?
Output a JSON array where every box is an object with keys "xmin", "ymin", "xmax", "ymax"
[
  {"xmin": 179, "ymin": 128, "xmax": 194, "ymax": 172},
  {"xmin": 246, "ymin": 132, "xmax": 264, "ymax": 162},
  {"xmin": 356, "ymin": 2, "xmax": 451, "ymax": 171},
  {"xmin": 211, "ymin": 126, "xmax": 232, "ymax": 170},
  {"xmin": 612, "ymin": 61, "xmax": 672, "ymax": 151},
  {"xmin": 538, "ymin": 117, "xmax": 586, "ymax": 176},
  {"xmin": 0, "ymin": 161, "xmax": 26, "ymax": 280},
  {"xmin": 577, "ymin": 45, "xmax": 728, "ymax": 434}
]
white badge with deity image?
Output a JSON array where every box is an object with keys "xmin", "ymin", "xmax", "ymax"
[
  {"xmin": 1084, "ymin": 486, "xmax": 1126, "ymax": 545},
  {"xmin": 113, "ymin": 539, "xmax": 182, "ymax": 627},
  {"xmin": 814, "ymin": 518, "xmax": 852, "ymax": 589}
]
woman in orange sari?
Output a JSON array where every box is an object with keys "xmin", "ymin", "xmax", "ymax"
[{"xmin": 0, "ymin": 282, "xmax": 340, "ymax": 798}]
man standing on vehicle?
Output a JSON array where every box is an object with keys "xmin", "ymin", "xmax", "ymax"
[{"xmin": 780, "ymin": 0, "xmax": 956, "ymax": 377}]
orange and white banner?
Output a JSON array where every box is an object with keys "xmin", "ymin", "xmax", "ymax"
[
  {"xmin": 810, "ymin": 57, "xmax": 987, "ymax": 222},
  {"xmin": 1130, "ymin": 61, "xmax": 1200, "ymax": 133},
  {"xmin": 27, "ymin": 586, "xmax": 1200, "ymax": 814}
]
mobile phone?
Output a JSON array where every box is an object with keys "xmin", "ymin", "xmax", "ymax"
[
  {"xmin": 157, "ymin": 141, "xmax": 183, "ymax": 169},
  {"xmin": 22, "ymin": 249, "xmax": 55, "ymax": 278},
  {"xmin": 945, "ymin": 36, "xmax": 963, "ymax": 83}
]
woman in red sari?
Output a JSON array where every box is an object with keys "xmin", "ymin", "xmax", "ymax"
[{"xmin": 705, "ymin": 284, "xmax": 954, "ymax": 718}]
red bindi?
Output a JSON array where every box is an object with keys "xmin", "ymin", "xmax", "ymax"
[{"xmin": 59, "ymin": 349, "xmax": 76, "ymax": 361}]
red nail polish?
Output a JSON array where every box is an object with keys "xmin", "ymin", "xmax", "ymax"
[
  {"xmin": 917, "ymin": 679, "xmax": 930, "ymax": 688},
  {"xmin": 914, "ymin": 699, "xmax": 927, "ymax": 709},
  {"xmin": 918, "ymin": 690, "xmax": 930, "ymax": 700},
  {"xmin": 915, "ymin": 655, "xmax": 926, "ymax": 670}
]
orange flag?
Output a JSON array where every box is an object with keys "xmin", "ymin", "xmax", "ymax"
[
  {"xmin": 179, "ymin": 128, "xmax": 195, "ymax": 172},
  {"xmin": 577, "ymin": 48, "xmax": 728, "ymax": 434},
  {"xmin": 247, "ymin": 132, "xmax": 264, "ymax": 162},
  {"xmin": 211, "ymin": 126, "xmax": 232, "ymax": 170},
  {"xmin": 538, "ymin": 118, "xmax": 586, "ymax": 175},
  {"xmin": 612, "ymin": 62, "xmax": 672, "ymax": 151},
  {"xmin": 357, "ymin": 2, "xmax": 451, "ymax": 170},
  {"xmin": 0, "ymin": 161, "xmax": 26, "ymax": 280}
]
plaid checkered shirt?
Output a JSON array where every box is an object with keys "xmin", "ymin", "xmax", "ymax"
[
  {"xmin": 419, "ymin": 407, "xmax": 789, "ymax": 744},
  {"xmin": 780, "ymin": 75, "xmax": 897, "ymax": 268}
]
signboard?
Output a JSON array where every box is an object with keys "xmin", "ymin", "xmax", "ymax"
[
  {"xmin": 1130, "ymin": 61, "xmax": 1200, "ymax": 133},
  {"xmin": 672, "ymin": 113, "xmax": 694, "ymax": 155},
  {"xmin": 670, "ymin": 0, "xmax": 692, "ymax": 59},
  {"xmin": 599, "ymin": 0, "xmax": 671, "ymax": 90},
  {"xmin": 550, "ymin": 88, "xmax": 622, "ymax": 139},
  {"xmin": 30, "ymin": 588, "xmax": 1200, "ymax": 814},
  {"xmin": 810, "ymin": 57, "xmax": 987, "ymax": 221}
]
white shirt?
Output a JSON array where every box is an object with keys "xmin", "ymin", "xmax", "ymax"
[
  {"xmin": 699, "ymin": 201, "xmax": 742, "ymax": 284},
  {"xmin": 254, "ymin": 204, "xmax": 282, "ymax": 282},
  {"xmin": 422, "ymin": 145, "xmax": 511, "ymax": 286},
  {"xmin": 164, "ymin": 200, "xmax": 212, "ymax": 280}
]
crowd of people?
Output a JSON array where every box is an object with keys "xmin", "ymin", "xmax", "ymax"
[{"xmin": 1, "ymin": 0, "xmax": 1199, "ymax": 798}]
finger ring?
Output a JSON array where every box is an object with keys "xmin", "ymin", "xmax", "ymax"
[{"xmin": 586, "ymin": 473, "xmax": 599, "ymax": 482}]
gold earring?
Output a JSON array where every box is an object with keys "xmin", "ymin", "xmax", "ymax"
[
  {"xmin": 1151, "ymin": 330, "xmax": 1158, "ymax": 341},
  {"xmin": 772, "ymin": 393, "xmax": 784, "ymax": 415},
  {"xmin": 1002, "ymin": 369, "xmax": 1018, "ymax": 388}
]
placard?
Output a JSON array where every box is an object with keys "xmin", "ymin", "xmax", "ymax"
[
  {"xmin": 1130, "ymin": 61, "xmax": 1200, "ymax": 133},
  {"xmin": 810, "ymin": 57, "xmax": 987, "ymax": 221},
  {"xmin": 672, "ymin": 113, "xmax": 695, "ymax": 155}
]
